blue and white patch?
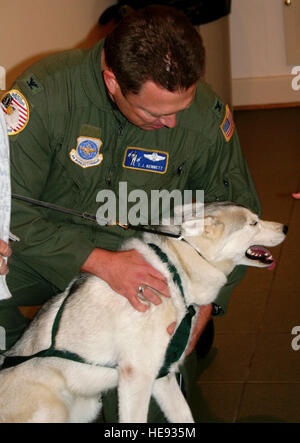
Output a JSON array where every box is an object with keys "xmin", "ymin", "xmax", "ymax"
[
  {"xmin": 69, "ymin": 136, "xmax": 103, "ymax": 168},
  {"xmin": 123, "ymin": 147, "xmax": 169, "ymax": 174}
]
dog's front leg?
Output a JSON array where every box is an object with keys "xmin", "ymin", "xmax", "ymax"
[
  {"xmin": 118, "ymin": 366, "xmax": 154, "ymax": 423},
  {"xmin": 152, "ymin": 373, "xmax": 194, "ymax": 423}
]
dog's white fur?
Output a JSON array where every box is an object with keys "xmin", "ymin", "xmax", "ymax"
[{"xmin": 0, "ymin": 203, "xmax": 286, "ymax": 423}]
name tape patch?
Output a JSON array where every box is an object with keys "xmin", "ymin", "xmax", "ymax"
[
  {"xmin": 123, "ymin": 147, "xmax": 169, "ymax": 174},
  {"xmin": 220, "ymin": 105, "xmax": 235, "ymax": 142},
  {"xmin": 1, "ymin": 90, "xmax": 29, "ymax": 135},
  {"xmin": 70, "ymin": 136, "xmax": 103, "ymax": 168}
]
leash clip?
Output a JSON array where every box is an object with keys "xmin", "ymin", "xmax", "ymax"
[
  {"xmin": 106, "ymin": 221, "xmax": 129, "ymax": 230},
  {"xmin": 116, "ymin": 222, "xmax": 129, "ymax": 230}
]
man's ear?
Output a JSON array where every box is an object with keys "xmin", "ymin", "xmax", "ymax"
[{"xmin": 102, "ymin": 69, "xmax": 119, "ymax": 95}]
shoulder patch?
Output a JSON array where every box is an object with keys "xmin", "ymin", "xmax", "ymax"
[
  {"xmin": 220, "ymin": 105, "xmax": 235, "ymax": 142},
  {"xmin": 1, "ymin": 89, "xmax": 30, "ymax": 135},
  {"xmin": 214, "ymin": 99, "xmax": 223, "ymax": 114},
  {"xmin": 22, "ymin": 74, "xmax": 43, "ymax": 96}
]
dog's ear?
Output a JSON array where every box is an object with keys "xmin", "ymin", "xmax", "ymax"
[
  {"xmin": 174, "ymin": 202, "xmax": 204, "ymax": 220},
  {"xmin": 203, "ymin": 216, "xmax": 225, "ymax": 239},
  {"xmin": 181, "ymin": 218, "xmax": 204, "ymax": 236},
  {"xmin": 177, "ymin": 202, "xmax": 205, "ymax": 236}
]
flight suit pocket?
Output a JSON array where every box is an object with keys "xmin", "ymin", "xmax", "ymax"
[{"xmin": 116, "ymin": 158, "xmax": 191, "ymax": 226}]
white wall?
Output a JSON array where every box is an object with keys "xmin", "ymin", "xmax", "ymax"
[
  {"xmin": 1, "ymin": 0, "xmax": 299, "ymax": 106},
  {"xmin": 0, "ymin": 0, "xmax": 116, "ymax": 88},
  {"xmin": 230, "ymin": 0, "xmax": 300, "ymax": 106}
]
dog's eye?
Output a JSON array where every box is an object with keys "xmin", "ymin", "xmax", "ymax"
[{"xmin": 250, "ymin": 221, "xmax": 258, "ymax": 226}]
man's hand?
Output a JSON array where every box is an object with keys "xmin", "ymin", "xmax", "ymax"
[
  {"xmin": 185, "ymin": 304, "xmax": 212, "ymax": 356},
  {"xmin": 81, "ymin": 248, "xmax": 171, "ymax": 312},
  {"xmin": 0, "ymin": 239, "xmax": 11, "ymax": 275}
]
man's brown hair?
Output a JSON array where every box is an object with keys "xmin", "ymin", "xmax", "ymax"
[{"xmin": 104, "ymin": 5, "xmax": 205, "ymax": 96}]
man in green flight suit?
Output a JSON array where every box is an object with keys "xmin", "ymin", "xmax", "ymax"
[{"xmin": 0, "ymin": 5, "xmax": 260, "ymax": 421}]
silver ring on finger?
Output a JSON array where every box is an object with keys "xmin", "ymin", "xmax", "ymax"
[{"xmin": 138, "ymin": 284, "xmax": 145, "ymax": 294}]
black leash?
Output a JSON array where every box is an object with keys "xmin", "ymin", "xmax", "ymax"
[
  {"xmin": 11, "ymin": 193, "xmax": 208, "ymax": 261},
  {"xmin": 11, "ymin": 193, "xmax": 182, "ymax": 239},
  {"xmin": 12, "ymin": 193, "xmax": 97, "ymax": 222}
]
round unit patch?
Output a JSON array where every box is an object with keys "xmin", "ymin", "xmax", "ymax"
[
  {"xmin": 78, "ymin": 139, "xmax": 99, "ymax": 161},
  {"xmin": 0, "ymin": 89, "xmax": 29, "ymax": 135},
  {"xmin": 70, "ymin": 136, "xmax": 103, "ymax": 168}
]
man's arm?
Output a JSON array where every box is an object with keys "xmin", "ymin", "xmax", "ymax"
[
  {"xmin": 185, "ymin": 303, "xmax": 212, "ymax": 356},
  {"xmin": 183, "ymin": 98, "xmax": 261, "ymax": 353}
]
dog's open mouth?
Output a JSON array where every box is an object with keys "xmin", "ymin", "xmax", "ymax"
[{"xmin": 246, "ymin": 245, "xmax": 276, "ymax": 270}]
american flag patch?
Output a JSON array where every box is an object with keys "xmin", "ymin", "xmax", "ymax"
[
  {"xmin": 1, "ymin": 90, "xmax": 29, "ymax": 136},
  {"xmin": 220, "ymin": 105, "xmax": 235, "ymax": 142}
]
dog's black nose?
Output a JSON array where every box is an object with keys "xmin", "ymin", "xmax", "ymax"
[{"xmin": 283, "ymin": 225, "xmax": 288, "ymax": 235}]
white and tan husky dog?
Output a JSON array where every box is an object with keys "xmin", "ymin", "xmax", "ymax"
[{"xmin": 0, "ymin": 203, "xmax": 287, "ymax": 423}]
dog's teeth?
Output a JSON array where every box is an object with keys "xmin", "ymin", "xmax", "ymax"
[{"xmin": 246, "ymin": 245, "xmax": 274, "ymax": 264}]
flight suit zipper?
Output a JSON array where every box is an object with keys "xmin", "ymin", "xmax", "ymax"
[
  {"xmin": 105, "ymin": 168, "xmax": 113, "ymax": 186},
  {"xmin": 118, "ymin": 123, "xmax": 124, "ymax": 137}
]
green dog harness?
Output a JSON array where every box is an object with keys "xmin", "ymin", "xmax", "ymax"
[
  {"xmin": 1, "ymin": 279, "xmax": 90, "ymax": 370},
  {"xmin": 147, "ymin": 243, "xmax": 196, "ymax": 378},
  {"xmin": 2, "ymin": 244, "xmax": 195, "ymax": 377}
]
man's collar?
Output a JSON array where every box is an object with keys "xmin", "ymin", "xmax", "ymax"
[{"xmin": 80, "ymin": 39, "xmax": 115, "ymax": 112}]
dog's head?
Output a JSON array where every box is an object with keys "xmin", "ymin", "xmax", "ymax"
[{"xmin": 179, "ymin": 202, "xmax": 287, "ymax": 270}]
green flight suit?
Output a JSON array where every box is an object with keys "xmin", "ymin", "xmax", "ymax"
[{"xmin": 0, "ymin": 39, "xmax": 260, "ymax": 421}]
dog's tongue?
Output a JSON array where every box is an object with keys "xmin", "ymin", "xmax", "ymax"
[{"xmin": 267, "ymin": 259, "xmax": 276, "ymax": 271}]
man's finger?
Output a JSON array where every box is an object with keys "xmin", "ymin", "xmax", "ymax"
[
  {"xmin": 142, "ymin": 287, "xmax": 162, "ymax": 305},
  {"xmin": 143, "ymin": 278, "xmax": 170, "ymax": 298},
  {"xmin": 128, "ymin": 293, "xmax": 149, "ymax": 312},
  {"xmin": 167, "ymin": 322, "xmax": 176, "ymax": 335},
  {"xmin": 0, "ymin": 240, "xmax": 11, "ymax": 257}
]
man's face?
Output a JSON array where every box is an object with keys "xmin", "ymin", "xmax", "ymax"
[{"xmin": 104, "ymin": 74, "xmax": 197, "ymax": 131}]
